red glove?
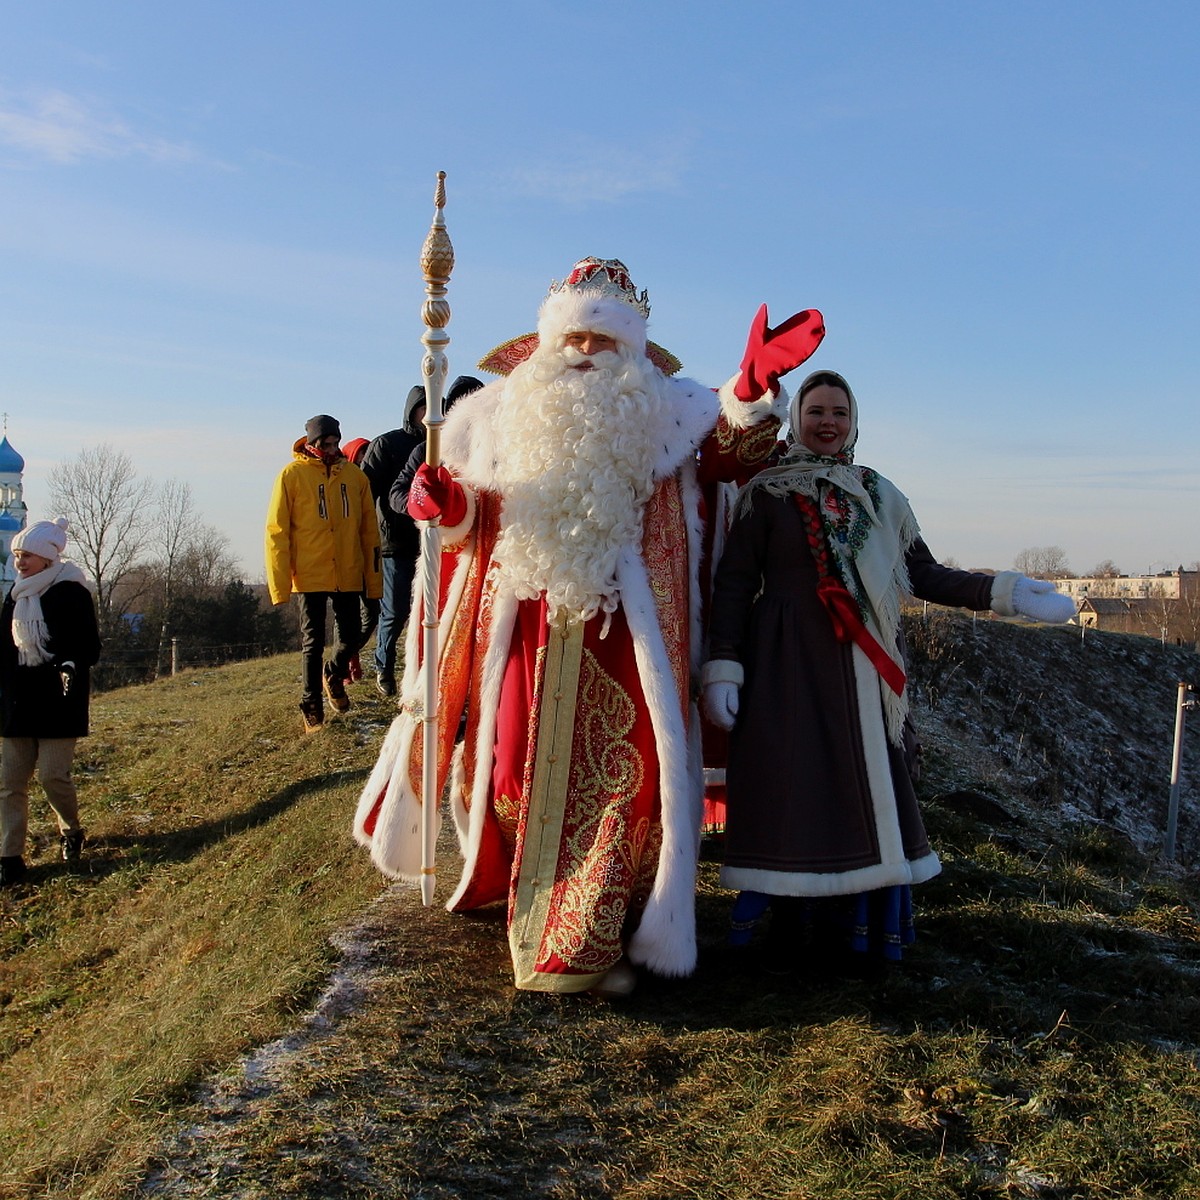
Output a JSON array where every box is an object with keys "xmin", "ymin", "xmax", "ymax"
[
  {"xmin": 734, "ymin": 304, "xmax": 826, "ymax": 400},
  {"xmin": 407, "ymin": 463, "xmax": 467, "ymax": 526}
]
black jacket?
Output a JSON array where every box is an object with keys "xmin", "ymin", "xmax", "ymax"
[
  {"xmin": 360, "ymin": 385, "xmax": 427, "ymax": 557},
  {"xmin": 362, "ymin": 376, "xmax": 484, "ymax": 557},
  {"xmin": 390, "ymin": 439, "xmax": 430, "ymax": 523},
  {"xmin": 0, "ymin": 578, "xmax": 102, "ymax": 738}
]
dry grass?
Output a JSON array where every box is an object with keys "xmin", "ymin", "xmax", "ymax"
[
  {"xmin": 0, "ymin": 654, "xmax": 384, "ymax": 1197},
  {"xmin": 2, "ymin": 619, "xmax": 1200, "ymax": 1198}
]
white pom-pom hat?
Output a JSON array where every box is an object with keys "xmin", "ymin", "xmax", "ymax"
[{"xmin": 13, "ymin": 516, "xmax": 69, "ymax": 562}]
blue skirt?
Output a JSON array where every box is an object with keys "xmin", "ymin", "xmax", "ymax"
[{"xmin": 730, "ymin": 886, "xmax": 915, "ymax": 962}]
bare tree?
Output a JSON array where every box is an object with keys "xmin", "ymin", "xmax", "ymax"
[
  {"xmin": 1012, "ymin": 548, "xmax": 1037, "ymax": 576},
  {"xmin": 175, "ymin": 524, "xmax": 238, "ymax": 596},
  {"xmin": 49, "ymin": 445, "xmax": 155, "ymax": 631},
  {"xmin": 1088, "ymin": 559, "xmax": 1121, "ymax": 578},
  {"xmin": 151, "ymin": 480, "xmax": 202, "ymax": 677},
  {"xmin": 1013, "ymin": 546, "xmax": 1071, "ymax": 579}
]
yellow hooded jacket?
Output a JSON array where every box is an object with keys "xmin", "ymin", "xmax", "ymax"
[{"xmin": 265, "ymin": 439, "xmax": 383, "ymax": 604}]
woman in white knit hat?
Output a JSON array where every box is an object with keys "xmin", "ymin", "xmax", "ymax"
[{"xmin": 0, "ymin": 517, "xmax": 101, "ymax": 887}]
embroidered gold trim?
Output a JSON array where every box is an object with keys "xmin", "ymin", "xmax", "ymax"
[{"xmin": 510, "ymin": 612, "xmax": 585, "ymax": 988}]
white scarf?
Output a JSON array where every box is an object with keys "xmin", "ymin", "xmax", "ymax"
[{"xmin": 10, "ymin": 560, "xmax": 89, "ymax": 666}]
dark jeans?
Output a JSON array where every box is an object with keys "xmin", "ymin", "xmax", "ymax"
[
  {"xmin": 374, "ymin": 553, "xmax": 417, "ymax": 681},
  {"xmin": 296, "ymin": 592, "xmax": 367, "ymax": 703}
]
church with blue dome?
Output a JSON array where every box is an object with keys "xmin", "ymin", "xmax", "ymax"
[{"xmin": 0, "ymin": 434, "xmax": 28, "ymax": 587}]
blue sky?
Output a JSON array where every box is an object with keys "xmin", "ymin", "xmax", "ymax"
[{"xmin": 2, "ymin": 1, "xmax": 1197, "ymax": 578}]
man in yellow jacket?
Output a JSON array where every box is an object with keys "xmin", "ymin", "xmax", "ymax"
[{"xmin": 265, "ymin": 415, "xmax": 382, "ymax": 732}]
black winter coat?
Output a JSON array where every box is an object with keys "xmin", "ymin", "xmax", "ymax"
[
  {"xmin": 361, "ymin": 376, "xmax": 484, "ymax": 557},
  {"xmin": 361, "ymin": 427, "xmax": 424, "ymax": 558},
  {"xmin": 0, "ymin": 579, "xmax": 102, "ymax": 738},
  {"xmin": 389, "ymin": 440, "xmax": 429, "ymax": 526}
]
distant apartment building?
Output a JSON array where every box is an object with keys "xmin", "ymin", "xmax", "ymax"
[
  {"xmin": 1055, "ymin": 568, "xmax": 1200, "ymax": 644},
  {"xmin": 1055, "ymin": 567, "xmax": 1198, "ymax": 603}
]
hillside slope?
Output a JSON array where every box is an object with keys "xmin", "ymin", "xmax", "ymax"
[
  {"xmin": 905, "ymin": 611, "xmax": 1200, "ymax": 861},
  {"xmin": 1, "ymin": 619, "xmax": 1198, "ymax": 1199}
]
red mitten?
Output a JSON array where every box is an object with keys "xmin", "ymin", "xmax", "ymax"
[
  {"xmin": 407, "ymin": 463, "xmax": 467, "ymax": 526},
  {"xmin": 734, "ymin": 304, "xmax": 826, "ymax": 400}
]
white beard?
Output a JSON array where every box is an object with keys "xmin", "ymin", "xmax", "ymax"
[{"xmin": 489, "ymin": 342, "xmax": 668, "ymax": 622}]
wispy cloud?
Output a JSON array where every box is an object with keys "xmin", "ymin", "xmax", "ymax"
[
  {"xmin": 0, "ymin": 86, "xmax": 213, "ymax": 167},
  {"xmin": 497, "ymin": 140, "xmax": 692, "ymax": 207}
]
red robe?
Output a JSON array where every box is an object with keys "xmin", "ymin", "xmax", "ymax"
[{"xmin": 354, "ymin": 376, "xmax": 784, "ymax": 991}]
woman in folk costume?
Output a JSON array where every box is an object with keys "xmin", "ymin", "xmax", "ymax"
[
  {"xmin": 354, "ymin": 257, "xmax": 824, "ymax": 996},
  {"xmin": 702, "ymin": 370, "xmax": 1076, "ymax": 975}
]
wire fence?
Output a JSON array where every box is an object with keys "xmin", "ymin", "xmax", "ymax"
[{"xmin": 92, "ymin": 638, "xmax": 292, "ymax": 693}]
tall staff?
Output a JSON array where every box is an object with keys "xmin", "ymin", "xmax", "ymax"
[{"xmin": 418, "ymin": 171, "xmax": 454, "ymax": 905}]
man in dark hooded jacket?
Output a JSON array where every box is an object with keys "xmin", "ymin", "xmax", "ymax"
[
  {"xmin": 359, "ymin": 378, "xmax": 484, "ymax": 695},
  {"xmin": 359, "ymin": 386, "xmax": 426, "ymax": 696}
]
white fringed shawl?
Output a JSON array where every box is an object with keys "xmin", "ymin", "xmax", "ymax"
[{"xmin": 10, "ymin": 560, "xmax": 89, "ymax": 666}]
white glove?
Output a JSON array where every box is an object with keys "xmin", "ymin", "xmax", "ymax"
[
  {"xmin": 704, "ymin": 682, "xmax": 740, "ymax": 731},
  {"xmin": 1012, "ymin": 576, "xmax": 1077, "ymax": 624}
]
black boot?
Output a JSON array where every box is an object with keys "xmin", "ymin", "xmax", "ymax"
[{"xmin": 0, "ymin": 856, "xmax": 28, "ymax": 887}]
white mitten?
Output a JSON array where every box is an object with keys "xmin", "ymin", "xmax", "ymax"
[
  {"xmin": 1012, "ymin": 576, "xmax": 1077, "ymax": 624},
  {"xmin": 702, "ymin": 660, "xmax": 744, "ymax": 731},
  {"xmin": 704, "ymin": 683, "xmax": 740, "ymax": 731}
]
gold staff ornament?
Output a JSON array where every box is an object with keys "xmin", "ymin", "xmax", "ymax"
[{"xmin": 418, "ymin": 171, "xmax": 454, "ymax": 906}]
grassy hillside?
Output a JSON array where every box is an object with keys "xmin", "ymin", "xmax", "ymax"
[
  {"xmin": 0, "ymin": 653, "xmax": 386, "ymax": 1197},
  {"xmin": 2, "ymin": 618, "xmax": 1199, "ymax": 1199}
]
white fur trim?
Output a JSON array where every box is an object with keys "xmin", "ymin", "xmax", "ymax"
[
  {"xmin": 537, "ymin": 291, "xmax": 647, "ymax": 355},
  {"xmin": 717, "ymin": 375, "xmax": 790, "ymax": 431},
  {"xmin": 352, "ymin": 712, "xmax": 433, "ymax": 881},
  {"xmin": 446, "ymin": 586, "xmax": 519, "ymax": 910},
  {"xmin": 989, "ymin": 570, "xmax": 1021, "ymax": 617},
  {"xmin": 721, "ymin": 850, "xmax": 942, "ymax": 896},
  {"xmin": 618, "ymin": 545, "xmax": 700, "ymax": 978},
  {"xmin": 352, "ymin": 532, "xmax": 478, "ymax": 881},
  {"xmin": 702, "ymin": 659, "xmax": 744, "ymax": 687}
]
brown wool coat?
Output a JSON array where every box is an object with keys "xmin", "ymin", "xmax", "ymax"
[{"xmin": 707, "ymin": 491, "xmax": 995, "ymax": 896}]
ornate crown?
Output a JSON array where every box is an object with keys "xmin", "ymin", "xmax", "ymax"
[{"xmin": 545, "ymin": 257, "xmax": 650, "ymax": 319}]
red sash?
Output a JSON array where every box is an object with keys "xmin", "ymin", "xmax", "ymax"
[
  {"xmin": 814, "ymin": 577, "xmax": 907, "ymax": 696},
  {"xmin": 796, "ymin": 494, "xmax": 906, "ymax": 697}
]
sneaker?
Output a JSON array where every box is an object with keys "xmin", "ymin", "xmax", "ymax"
[
  {"xmin": 300, "ymin": 698, "xmax": 324, "ymax": 733},
  {"xmin": 0, "ymin": 856, "xmax": 28, "ymax": 887},
  {"xmin": 323, "ymin": 666, "xmax": 351, "ymax": 712},
  {"xmin": 375, "ymin": 673, "xmax": 397, "ymax": 698},
  {"xmin": 61, "ymin": 830, "xmax": 86, "ymax": 862}
]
